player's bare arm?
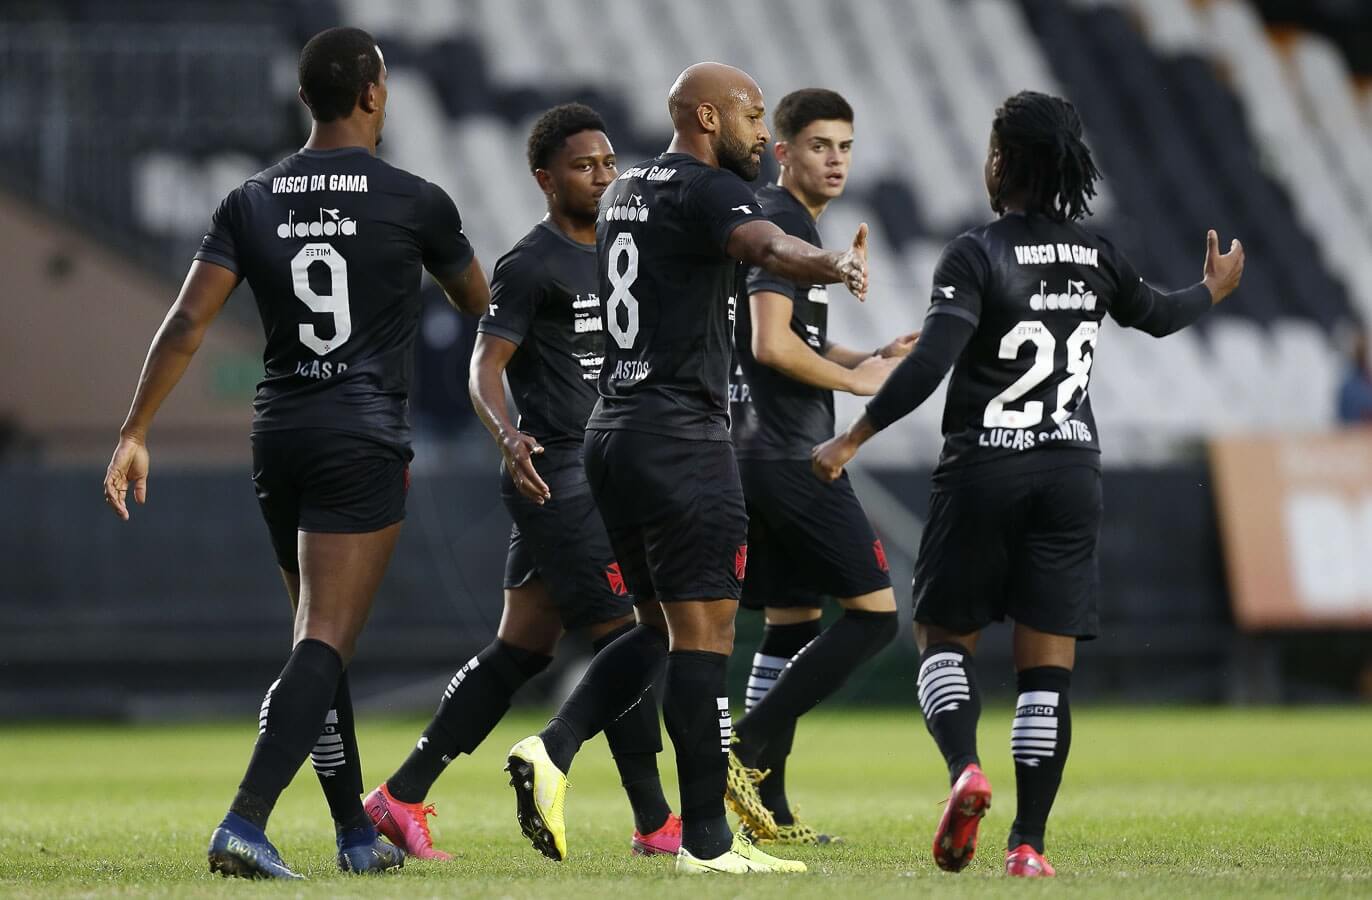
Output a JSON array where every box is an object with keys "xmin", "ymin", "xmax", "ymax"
[
  {"xmin": 103, "ymin": 260, "xmax": 239, "ymax": 520},
  {"xmin": 434, "ymin": 256, "xmax": 491, "ymax": 316},
  {"xmin": 468, "ymin": 333, "xmax": 550, "ymax": 504},
  {"xmin": 823, "ymin": 331, "xmax": 920, "ymax": 368},
  {"xmin": 728, "ymin": 218, "xmax": 868, "ymax": 300},
  {"xmin": 750, "ymin": 292, "xmax": 898, "ymax": 395}
]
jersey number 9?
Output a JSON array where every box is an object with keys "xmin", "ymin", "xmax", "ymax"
[{"xmin": 291, "ymin": 243, "xmax": 352, "ymax": 356}]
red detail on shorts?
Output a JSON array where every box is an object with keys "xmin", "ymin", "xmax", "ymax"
[
  {"xmin": 403, "ymin": 467, "xmax": 411, "ymax": 493},
  {"xmin": 735, "ymin": 544, "xmax": 748, "ymax": 580},
  {"xmin": 605, "ymin": 562, "xmax": 628, "ymax": 597},
  {"xmin": 873, "ymin": 539, "xmax": 889, "ymax": 573}
]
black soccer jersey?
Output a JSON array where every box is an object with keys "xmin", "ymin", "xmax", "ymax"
[
  {"xmin": 477, "ymin": 221, "xmax": 603, "ymax": 453},
  {"xmin": 731, "ymin": 183, "xmax": 833, "ymax": 459},
  {"xmin": 928, "ymin": 211, "xmax": 1155, "ymax": 477},
  {"xmin": 195, "ymin": 146, "xmax": 474, "ymax": 448},
  {"xmin": 585, "ymin": 152, "xmax": 767, "ymax": 441}
]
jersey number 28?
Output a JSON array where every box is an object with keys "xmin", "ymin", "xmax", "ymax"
[
  {"xmin": 982, "ymin": 320, "xmax": 1097, "ymax": 429},
  {"xmin": 291, "ymin": 243, "xmax": 351, "ymax": 355}
]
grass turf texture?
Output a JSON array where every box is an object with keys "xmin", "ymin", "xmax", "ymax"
[{"xmin": 1, "ymin": 707, "xmax": 1369, "ymax": 897}]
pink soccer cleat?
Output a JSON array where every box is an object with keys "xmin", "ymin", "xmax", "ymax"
[
  {"xmin": 1005, "ymin": 843, "xmax": 1056, "ymax": 877},
  {"xmin": 932, "ymin": 763, "xmax": 992, "ymax": 872},
  {"xmin": 631, "ymin": 812, "xmax": 682, "ymax": 856},
  {"xmin": 364, "ymin": 783, "xmax": 452, "ymax": 861}
]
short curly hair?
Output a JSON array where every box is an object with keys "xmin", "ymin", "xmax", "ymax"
[
  {"xmin": 298, "ymin": 27, "xmax": 382, "ymax": 123},
  {"xmin": 526, "ymin": 103, "xmax": 608, "ymax": 173}
]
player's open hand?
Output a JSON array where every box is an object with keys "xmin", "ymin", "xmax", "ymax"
[
  {"xmin": 837, "ymin": 223, "xmax": 869, "ymax": 301},
  {"xmin": 848, "ymin": 354, "xmax": 901, "ymax": 396},
  {"xmin": 877, "ymin": 330, "xmax": 920, "ymax": 359},
  {"xmin": 812, "ymin": 433, "xmax": 859, "ymax": 482},
  {"xmin": 103, "ymin": 435, "xmax": 150, "ymax": 521},
  {"xmin": 1202, "ymin": 229, "xmax": 1244, "ymax": 304},
  {"xmin": 502, "ymin": 432, "xmax": 551, "ymax": 504}
]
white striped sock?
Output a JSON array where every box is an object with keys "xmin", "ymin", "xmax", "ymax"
[
  {"xmin": 442, "ymin": 656, "xmax": 481, "ymax": 700},
  {"xmin": 257, "ymin": 678, "xmax": 280, "ymax": 736},
  {"xmin": 745, "ymin": 653, "xmax": 789, "ymax": 713},
  {"xmin": 918, "ymin": 652, "xmax": 971, "ymax": 718},
  {"xmin": 1011, "ymin": 691, "xmax": 1060, "ymax": 767},
  {"xmin": 717, "ymin": 697, "xmax": 732, "ymax": 753},
  {"xmin": 310, "ymin": 709, "xmax": 345, "ymax": 776}
]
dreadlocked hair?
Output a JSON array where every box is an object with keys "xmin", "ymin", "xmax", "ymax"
[{"xmin": 991, "ymin": 91, "xmax": 1101, "ymax": 222}]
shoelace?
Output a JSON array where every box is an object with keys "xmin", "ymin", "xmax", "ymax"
[{"xmin": 410, "ymin": 803, "xmax": 439, "ymax": 845}]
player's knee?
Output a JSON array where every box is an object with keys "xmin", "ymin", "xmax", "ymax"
[{"xmin": 844, "ymin": 607, "xmax": 899, "ymax": 650}]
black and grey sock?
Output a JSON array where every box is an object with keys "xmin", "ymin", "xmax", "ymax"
[
  {"xmin": 310, "ymin": 671, "xmax": 371, "ymax": 832},
  {"xmin": 663, "ymin": 650, "xmax": 733, "ymax": 860},
  {"xmin": 539, "ymin": 624, "xmax": 668, "ymax": 774},
  {"xmin": 917, "ymin": 642, "xmax": 982, "ymax": 784},
  {"xmin": 1008, "ymin": 666, "xmax": 1072, "ymax": 854},
  {"xmin": 746, "ymin": 619, "xmax": 822, "ymax": 826},
  {"xmin": 231, "ymin": 638, "xmax": 343, "ymax": 830},
  {"xmin": 594, "ymin": 624, "xmax": 670, "ymax": 836},
  {"xmin": 386, "ymin": 640, "xmax": 552, "ymax": 804},
  {"xmin": 733, "ymin": 610, "xmax": 898, "ymax": 768}
]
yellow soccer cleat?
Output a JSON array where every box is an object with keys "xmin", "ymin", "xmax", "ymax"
[
  {"xmin": 738, "ymin": 808, "xmax": 842, "ymax": 846},
  {"xmin": 505, "ymin": 736, "xmax": 568, "ymax": 861},
  {"xmin": 676, "ymin": 832, "xmax": 807, "ymax": 874},
  {"xmin": 725, "ymin": 741, "xmax": 779, "ymax": 839}
]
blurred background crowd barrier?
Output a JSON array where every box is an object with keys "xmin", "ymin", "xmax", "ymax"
[{"xmin": 1, "ymin": 0, "xmax": 1370, "ymax": 718}]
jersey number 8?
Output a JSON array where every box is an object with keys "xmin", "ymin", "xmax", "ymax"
[
  {"xmin": 606, "ymin": 233, "xmax": 640, "ymax": 350},
  {"xmin": 982, "ymin": 320, "xmax": 1098, "ymax": 429},
  {"xmin": 290, "ymin": 243, "xmax": 351, "ymax": 356}
]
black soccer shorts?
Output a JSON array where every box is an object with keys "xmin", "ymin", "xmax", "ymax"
[
  {"xmin": 738, "ymin": 460, "xmax": 891, "ymax": 610},
  {"xmin": 912, "ymin": 462, "xmax": 1102, "ymax": 639},
  {"xmin": 251, "ymin": 428, "xmax": 412, "ymax": 573},
  {"xmin": 501, "ymin": 449, "xmax": 636, "ymax": 630},
  {"xmin": 583, "ymin": 429, "xmax": 748, "ymax": 603}
]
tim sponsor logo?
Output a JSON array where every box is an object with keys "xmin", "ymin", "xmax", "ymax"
[{"xmin": 278, "ymin": 207, "xmax": 357, "ymax": 239}]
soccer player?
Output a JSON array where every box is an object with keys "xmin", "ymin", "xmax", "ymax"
[
  {"xmin": 504, "ymin": 63, "xmax": 868, "ymax": 875},
  {"xmin": 812, "ymin": 91, "xmax": 1245, "ymax": 877},
  {"xmin": 101, "ymin": 27, "xmax": 489, "ymax": 879},
  {"xmin": 725, "ymin": 88, "xmax": 914, "ymax": 845},
  {"xmin": 362, "ymin": 103, "xmax": 680, "ymax": 859}
]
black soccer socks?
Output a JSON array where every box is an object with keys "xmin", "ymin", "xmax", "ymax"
[
  {"xmin": 540, "ymin": 623, "xmax": 668, "ymax": 774},
  {"xmin": 387, "ymin": 640, "xmax": 552, "ymax": 804},
  {"xmin": 231, "ymin": 638, "xmax": 343, "ymax": 829},
  {"xmin": 663, "ymin": 650, "xmax": 733, "ymax": 859},
  {"xmin": 747, "ymin": 619, "xmax": 822, "ymax": 824},
  {"xmin": 917, "ymin": 642, "xmax": 982, "ymax": 783},
  {"xmin": 594, "ymin": 624, "xmax": 671, "ymax": 836},
  {"xmin": 309, "ymin": 671, "xmax": 371, "ymax": 831},
  {"xmin": 1009, "ymin": 666, "xmax": 1072, "ymax": 853},
  {"xmin": 734, "ymin": 609, "xmax": 898, "ymax": 768}
]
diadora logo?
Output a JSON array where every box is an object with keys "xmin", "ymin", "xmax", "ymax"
[
  {"xmin": 277, "ymin": 207, "xmax": 357, "ymax": 239},
  {"xmin": 606, "ymin": 192, "xmax": 649, "ymax": 222},
  {"xmin": 1030, "ymin": 279, "xmax": 1096, "ymax": 311},
  {"xmin": 937, "ymin": 285, "xmax": 956, "ymax": 299},
  {"xmin": 605, "ymin": 562, "xmax": 628, "ymax": 597},
  {"xmin": 732, "ymin": 204, "xmax": 753, "ymax": 214}
]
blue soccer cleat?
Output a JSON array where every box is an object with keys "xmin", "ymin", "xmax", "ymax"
[
  {"xmin": 336, "ymin": 824, "xmax": 405, "ymax": 874},
  {"xmin": 207, "ymin": 812, "xmax": 304, "ymax": 880}
]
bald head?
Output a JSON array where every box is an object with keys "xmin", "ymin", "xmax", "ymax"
[
  {"xmin": 668, "ymin": 62, "xmax": 762, "ymax": 130},
  {"xmin": 667, "ymin": 62, "xmax": 769, "ymax": 179}
]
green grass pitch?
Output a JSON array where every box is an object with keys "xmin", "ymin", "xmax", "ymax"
[{"xmin": 1, "ymin": 706, "xmax": 1369, "ymax": 897}]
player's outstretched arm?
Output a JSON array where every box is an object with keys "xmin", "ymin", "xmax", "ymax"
[
  {"xmin": 751, "ymin": 292, "xmax": 898, "ymax": 395},
  {"xmin": 433, "ymin": 257, "xmax": 491, "ymax": 317},
  {"xmin": 468, "ymin": 333, "xmax": 550, "ymax": 504},
  {"xmin": 728, "ymin": 219, "xmax": 869, "ymax": 300},
  {"xmin": 824, "ymin": 331, "xmax": 921, "ymax": 368},
  {"xmin": 811, "ymin": 313, "xmax": 972, "ymax": 481},
  {"xmin": 1116, "ymin": 230, "xmax": 1244, "ymax": 338},
  {"xmin": 103, "ymin": 260, "xmax": 239, "ymax": 520}
]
